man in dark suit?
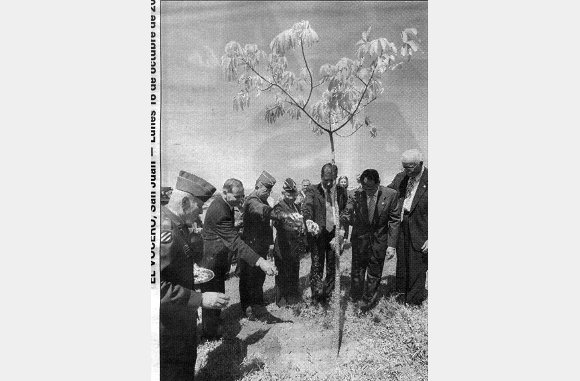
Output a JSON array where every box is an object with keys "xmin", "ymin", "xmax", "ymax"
[
  {"xmin": 301, "ymin": 163, "xmax": 347, "ymax": 305},
  {"xmin": 388, "ymin": 149, "xmax": 428, "ymax": 305},
  {"xmin": 239, "ymin": 171, "xmax": 297, "ymax": 319},
  {"xmin": 200, "ymin": 178, "xmax": 277, "ymax": 339},
  {"xmin": 340, "ymin": 169, "xmax": 401, "ymax": 311},
  {"xmin": 160, "ymin": 171, "xmax": 230, "ymax": 381}
]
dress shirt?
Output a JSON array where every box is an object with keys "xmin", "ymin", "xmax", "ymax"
[
  {"xmin": 323, "ymin": 185, "xmax": 336, "ymax": 231},
  {"xmin": 403, "ymin": 166, "xmax": 425, "ymax": 212}
]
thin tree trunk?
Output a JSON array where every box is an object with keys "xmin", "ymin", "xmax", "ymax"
[{"xmin": 328, "ymin": 130, "xmax": 343, "ymax": 356}]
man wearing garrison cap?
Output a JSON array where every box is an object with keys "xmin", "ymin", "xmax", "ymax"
[
  {"xmin": 160, "ymin": 170, "xmax": 230, "ymax": 381},
  {"xmin": 239, "ymin": 171, "xmax": 299, "ymax": 319},
  {"xmin": 200, "ymin": 176, "xmax": 279, "ymax": 338}
]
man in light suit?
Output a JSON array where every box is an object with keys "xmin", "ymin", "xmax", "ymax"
[
  {"xmin": 388, "ymin": 149, "xmax": 428, "ymax": 305},
  {"xmin": 340, "ymin": 169, "xmax": 400, "ymax": 311}
]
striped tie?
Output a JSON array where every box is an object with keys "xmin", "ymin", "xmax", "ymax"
[{"xmin": 367, "ymin": 194, "xmax": 376, "ymax": 224}]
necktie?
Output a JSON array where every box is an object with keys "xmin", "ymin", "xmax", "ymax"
[
  {"xmin": 326, "ymin": 189, "xmax": 334, "ymax": 232},
  {"xmin": 403, "ymin": 176, "xmax": 416, "ymax": 212},
  {"xmin": 406, "ymin": 177, "xmax": 416, "ymax": 199},
  {"xmin": 367, "ymin": 193, "xmax": 376, "ymax": 224}
]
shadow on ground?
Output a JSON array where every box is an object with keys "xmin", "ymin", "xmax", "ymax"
[{"xmin": 196, "ymin": 329, "xmax": 271, "ymax": 381}]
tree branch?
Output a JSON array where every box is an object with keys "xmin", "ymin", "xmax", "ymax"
[
  {"xmin": 300, "ymin": 38, "xmax": 315, "ymax": 107},
  {"xmin": 355, "ymin": 74, "xmax": 367, "ymax": 86},
  {"xmin": 240, "ymin": 56, "xmax": 331, "ymax": 133},
  {"xmin": 335, "ymin": 121, "xmax": 366, "ymax": 138},
  {"xmin": 259, "ymin": 83, "xmax": 274, "ymax": 92},
  {"xmin": 333, "ymin": 61, "xmax": 377, "ymax": 133},
  {"xmin": 313, "ymin": 78, "xmax": 327, "ymax": 89}
]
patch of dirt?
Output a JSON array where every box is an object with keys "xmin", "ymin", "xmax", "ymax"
[{"xmin": 244, "ymin": 316, "xmax": 361, "ymax": 376}]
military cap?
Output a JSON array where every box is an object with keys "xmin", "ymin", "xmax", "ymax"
[
  {"xmin": 175, "ymin": 170, "xmax": 216, "ymax": 202},
  {"xmin": 282, "ymin": 178, "xmax": 297, "ymax": 192},
  {"xmin": 255, "ymin": 170, "xmax": 276, "ymax": 189}
]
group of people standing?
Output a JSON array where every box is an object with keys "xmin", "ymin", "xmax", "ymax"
[{"xmin": 158, "ymin": 148, "xmax": 428, "ymax": 380}]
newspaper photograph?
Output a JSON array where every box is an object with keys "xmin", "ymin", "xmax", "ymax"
[{"xmin": 151, "ymin": 1, "xmax": 428, "ymax": 380}]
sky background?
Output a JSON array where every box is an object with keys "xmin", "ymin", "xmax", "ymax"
[{"xmin": 161, "ymin": 1, "xmax": 427, "ymax": 193}]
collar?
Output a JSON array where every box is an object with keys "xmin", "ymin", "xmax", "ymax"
[
  {"xmin": 409, "ymin": 165, "xmax": 425, "ymax": 183},
  {"xmin": 161, "ymin": 205, "xmax": 188, "ymax": 228},
  {"xmin": 219, "ymin": 193, "xmax": 234, "ymax": 211},
  {"xmin": 322, "ymin": 184, "xmax": 336, "ymax": 194}
]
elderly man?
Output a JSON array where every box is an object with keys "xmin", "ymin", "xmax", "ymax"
[
  {"xmin": 272, "ymin": 178, "xmax": 306, "ymax": 307},
  {"xmin": 302, "ymin": 163, "xmax": 348, "ymax": 305},
  {"xmin": 340, "ymin": 169, "xmax": 400, "ymax": 311},
  {"xmin": 160, "ymin": 171, "xmax": 230, "ymax": 381},
  {"xmin": 240, "ymin": 171, "xmax": 297, "ymax": 319},
  {"xmin": 295, "ymin": 179, "xmax": 311, "ymax": 208},
  {"xmin": 200, "ymin": 178, "xmax": 277, "ymax": 339},
  {"xmin": 388, "ymin": 149, "xmax": 428, "ymax": 306}
]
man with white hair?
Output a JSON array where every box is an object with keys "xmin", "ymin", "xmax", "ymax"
[
  {"xmin": 160, "ymin": 170, "xmax": 230, "ymax": 381},
  {"xmin": 200, "ymin": 177, "xmax": 278, "ymax": 337},
  {"xmin": 388, "ymin": 149, "xmax": 428, "ymax": 306}
]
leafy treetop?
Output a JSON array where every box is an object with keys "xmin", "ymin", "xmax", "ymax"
[{"xmin": 221, "ymin": 20, "xmax": 420, "ymax": 153}]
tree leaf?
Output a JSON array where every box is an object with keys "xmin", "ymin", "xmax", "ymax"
[
  {"xmin": 403, "ymin": 28, "xmax": 418, "ymax": 38},
  {"xmin": 328, "ymin": 77, "xmax": 340, "ymax": 91},
  {"xmin": 408, "ymin": 40, "xmax": 419, "ymax": 52},
  {"xmin": 362, "ymin": 26, "xmax": 372, "ymax": 42},
  {"xmin": 369, "ymin": 39, "xmax": 380, "ymax": 58}
]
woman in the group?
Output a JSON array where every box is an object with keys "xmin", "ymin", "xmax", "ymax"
[{"xmin": 337, "ymin": 176, "xmax": 350, "ymax": 240}]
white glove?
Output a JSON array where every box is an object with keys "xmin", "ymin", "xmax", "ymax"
[
  {"xmin": 256, "ymin": 257, "xmax": 278, "ymax": 276},
  {"xmin": 306, "ymin": 220, "xmax": 320, "ymax": 235},
  {"xmin": 201, "ymin": 292, "xmax": 230, "ymax": 309}
]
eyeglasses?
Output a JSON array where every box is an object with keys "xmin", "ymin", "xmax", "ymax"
[{"xmin": 402, "ymin": 162, "xmax": 420, "ymax": 170}]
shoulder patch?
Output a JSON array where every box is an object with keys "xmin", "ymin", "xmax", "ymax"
[{"xmin": 160, "ymin": 230, "xmax": 173, "ymax": 244}]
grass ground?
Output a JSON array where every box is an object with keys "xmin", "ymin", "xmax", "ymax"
[{"xmin": 193, "ymin": 247, "xmax": 428, "ymax": 381}]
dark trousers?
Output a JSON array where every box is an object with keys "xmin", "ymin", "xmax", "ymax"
[
  {"xmin": 308, "ymin": 227, "xmax": 336, "ymax": 302},
  {"xmin": 351, "ymin": 234, "xmax": 386, "ymax": 302},
  {"xmin": 199, "ymin": 240, "xmax": 230, "ymax": 338},
  {"xmin": 238, "ymin": 251, "xmax": 267, "ymax": 310},
  {"xmin": 396, "ymin": 216, "xmax": 428, "ymax": 305},
  {"xmin": 274, "ymin": 252, "xmax": 300, "ymax": 301},
  {"xmin": 160, "ymin": 331, "xmax": 197, "ymax": 381}
]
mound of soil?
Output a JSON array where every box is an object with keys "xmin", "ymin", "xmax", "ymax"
[{"xmin": 242, "ymin": 315, "xmax": 360, "ymax": 376}]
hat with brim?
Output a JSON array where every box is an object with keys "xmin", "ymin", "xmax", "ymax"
[{"xmin": 175, "ymin": 170, "xmax": 216, "ymax": 202}]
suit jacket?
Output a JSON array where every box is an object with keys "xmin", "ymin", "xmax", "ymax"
[
  {"xmin": 340, "ymin": 185, "xmax": 400, "ymax": 251},
  {"xmin": 301, "ymin": 183, "xmax": 347, "ymax": 233},
  {"xmin": 202, "ymin": 195, "xmax": 260, "ymax": 266},
  {"xmin": 387, "ymin": 167, "xmax": 428, "ymax": 251},
  {"xmin": 242, "ymin": 191, "xmax": 287, "ymax": 255},
  {"xmin": 272, "ymin": 198, "xmax": 304, "ymax": 258},
  {"xmin": 159, "ymin": 206, "xmax": 202, "ymax": 355}
]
